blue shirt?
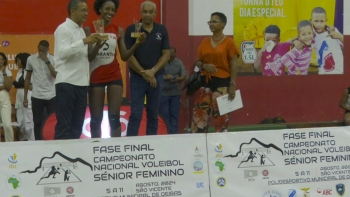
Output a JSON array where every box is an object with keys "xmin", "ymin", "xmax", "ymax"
[
  {"xmin": 125, "ymin": 22, "xmax": 170, "ymax": 76},
  {"xmin": 162, "ymin": 58, "xmax": 185, "ymax": 96}
]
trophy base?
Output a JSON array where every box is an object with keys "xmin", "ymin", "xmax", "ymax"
[
  {"xmin": 100, "ymin": 34, "xmax": 109, "ymax": 40},
  {"xmin": 131, "ymin": 32, "xmax": 142, "ymax": 38}
]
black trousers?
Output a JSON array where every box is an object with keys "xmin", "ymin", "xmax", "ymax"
[
  {"xmin": 31, "ymin": 97, "xmax": 56, "ymax": 140},
  {"xmin": 54, "ymin": 83, "xmax": 87, "ymax": 140}
]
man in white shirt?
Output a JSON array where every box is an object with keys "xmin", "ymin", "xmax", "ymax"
[
  {"xmin": 54, "ymin": 0, "xmax": 101, "ymax": 139},
  {"xmin": 24, "ymin": 40, "xmax": 56, "ymax": 140}
]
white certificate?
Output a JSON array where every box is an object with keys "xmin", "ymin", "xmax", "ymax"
[{"xmin": 216, "ymin": 89, "xmax": 243, "ymax": 115}]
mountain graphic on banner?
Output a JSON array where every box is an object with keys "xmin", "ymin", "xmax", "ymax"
[
  {"xmin": 223, "ymin": 138, "xmax": 282, "ymax": 168},
  {"xmin": 238, "ymin": 151, "xmax": 275, "ymax": 168},
  {"xmin": 19, "ymin": 151, "xmax": 92, "ymax": 185},
  {"xmin": 37, "ymin": 164, "xmax": 81, "ymax": 185}
]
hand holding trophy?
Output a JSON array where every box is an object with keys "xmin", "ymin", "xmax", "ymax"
[
  {"xmin": 131, "ymin": 19, "xmax": 146, "ymax": 43},
  {"xmin": 93, "ymin": 19, "xmax": 109, "ymax": 41},
  {"xmin": 136, "ymin": 32, "xmax": 146, "ymax": 44},
  {"xmin": 131, "ymin": 19, "xmax": 143, "ymax": 38}
]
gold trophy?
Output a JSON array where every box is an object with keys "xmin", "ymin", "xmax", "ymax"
[
  {"xmin": 93, "ymin": 19, "xmax": 109, "ymax": 40},
  {"xmin": 131, "ymin": 19, "xmax": 142, "ymax": 38}
]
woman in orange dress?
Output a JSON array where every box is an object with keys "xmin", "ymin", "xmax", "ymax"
[{"xmin": 191, "ymin": 12, "xmax": 239, "ymax": 133}]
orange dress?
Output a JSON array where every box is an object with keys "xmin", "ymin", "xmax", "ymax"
[
  {"xmin": 191, "ymin": 37, "xmax": 239, "ymax": 133},
  {"xmin": 198, "ymin": 37, "xmax": 239, "ymax": 85}
]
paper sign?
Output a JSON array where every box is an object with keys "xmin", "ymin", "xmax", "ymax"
[{"xmin": 216, "ymin": 90, "xmax": 243, "ymax": 115}]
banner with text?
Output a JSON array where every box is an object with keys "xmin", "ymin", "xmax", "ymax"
[
  {"xmin": 234, "ymin": 0, "xmax": 344, "ymax": 76},
  {"xmin": 1, "ymin": 135, "xmax": 210, "ymax": 197},
  {"xmin": 207, "ymin": 127, "xmax": 350, "ymax": 196}
]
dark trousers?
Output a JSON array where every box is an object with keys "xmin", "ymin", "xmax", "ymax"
[
  {"xmin": 127, "ymin": 72, "xmax": 163, "ymax": 136},
  {"xmin": 54, "ymin": 83, "xmax": 87, "ymax": 139},
  {"xmin": 31, "ymin": 97, "xmax": 56, "ymax": 140},
  {"xmin": 159, "ymin": 95, "xmax": 181, "ymax": 134}
]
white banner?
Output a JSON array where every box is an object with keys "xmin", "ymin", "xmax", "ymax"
[
  {"xmin": 188, "ymin": 0, "xmax": 233, "ymax": 36},
  {"xmin": 207, "ymin": 127, "xmax": 350, "ymax": 197},
  {"xmin": 344, "ymin": 0, "xmax": 350, "ymax": 35},
  {"xmin": 1, "ymin": 134, "xmax": 210, "ymax": 197}
]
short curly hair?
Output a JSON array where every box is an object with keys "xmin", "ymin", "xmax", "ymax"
[
  {"xmin": 94, "ymin": 0, "xmax": 120, "ymax": 15},
  {"xmin": 15, "ymin": 53, "xmax": 31, "ymax": 69}
]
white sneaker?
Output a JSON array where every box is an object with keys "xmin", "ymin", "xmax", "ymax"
[{"xmin": 221, "ymin": 129, "xmax": 228, "ymax": 132}]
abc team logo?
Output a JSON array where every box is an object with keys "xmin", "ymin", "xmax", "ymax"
[{"xmin": 317, "ymin": 188, "xmax": 332, "ymax": 195}]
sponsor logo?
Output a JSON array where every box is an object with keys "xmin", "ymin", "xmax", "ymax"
[
  {"xmin": 196, "ymin": 182, "xmax": 204, "ymax": 188},
  {"xmin": 215, "ymin": 144, "xmax": 223, "ymax": 153},
  {"xmin": 66, "ymin": 186, "xmax": 74, "ymax": 194},
  {"xmin": 262, "ymin": 170, "xmax": 269, "ymax": 176},
  {"xmin": 194, "ymin": 146, "xmax": 200, "ymax": 153},
  {"xmin": 244, "ymin": 169, "xmax": 257, "ymax": 182},
  {"xmin": 8, "ymin": 153, "xmax": 17, "ymax": 163},
  {"xmin": 44, "ymin": 186, "xmax": 61, "ymax": 197},
  {"xmin": 192, "ymin": 146, "xmax": 204, "ymax": 158},
  {"xmin": 215, "ymin": 144, "xmax": 223, "ymax": 157},
  {"xmin": 336, "ymin": 184, "xmax": 345, "ymax": 196},
  {"xmin": 288, "ymin": 189, "xmax": 296, "ymax": 197},
  {"xmin": 8, "ymin": 153, "xmax": 17, "ymax": 169},
  {"xmin": 262, "ymin": 169, "xmax": 269, "ymax": 179},
  {"xmin": 216, "ymin": 177, "xmax": 226, "ymax": 188},
  {"xmin": 317, "ymin": 188, "xmax": 332, "ymax": 195},
  {"xmin": 244, "ymin": 169, "xmax": 257, "ymax": 180},
  {"xmin": 301, "ymin": 188, "xmax": 310, "ymax": 197},
  {"xmin": 1, "ymin": 40, "xmax": 10, "ymax": 47},
  {"xmin": 214, "ymin": 160, "xmax": 225, "ymax": 172},
  {"xmin": 193, "ymin": 161, "xmax": 204, "ymax": 174},
  {"xmin": 102, "ymin": 43, "xmax": 109, "ymax": 51},
  {"xmin": 6, "ymin": 175, "xmax": 21, "ymax": 191},
  {"xmin": 66, "ymin": 186, "xmax": 75, "ymax": 197},
  {"xmin": 261, "ymin": 190, "xmax": 283, "ymax": 197}
]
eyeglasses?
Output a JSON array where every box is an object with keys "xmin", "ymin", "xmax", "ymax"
[{"xmin": 207, "ymin": 21, "xmax": 222, "ymax": 25}]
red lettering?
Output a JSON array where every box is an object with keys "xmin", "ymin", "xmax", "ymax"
[{"xmin": 322, "ymin": 190, "xmax": 332, "ymax": 195}]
